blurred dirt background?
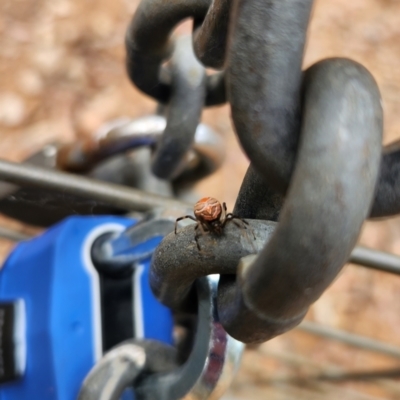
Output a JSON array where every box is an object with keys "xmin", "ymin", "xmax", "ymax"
[{"xmin": 1, "ymin": 0, "xmax": 400, "ymax": 398}]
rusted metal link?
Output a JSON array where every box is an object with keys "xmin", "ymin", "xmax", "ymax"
[
  {"xmin": 228, "ymin": 0, "xmax": 400, "ymax": 219},
  {"xmin": 0, "ymin": 158, "xmax": 189, "ymax": 212},
  {"xmin": 150, "ymin": 0, "xmax": 383, "ymax": 343},
  {"xmin": 78, "ymin": 340, "xmax": 178, "ymax": 400},
  {"xmin": 125, "ymin": 0, "xmax": 226, "ymax": 106},
  {"xmin": 370, "ymin": 141, "xmax": 400, "ymax": 217},
  {"xmin": 57, "ymin": 116, "xmax": 225, "ymax": 183},
  {"xmin": 225, "ymin": 59, "xmax": 382, "ymax": 342},
  {"xmin": 192, "ymin": 0, "xmax": 232, "ymax": 69},
  {"xmin": 151, "ymin": 220, "xmax": 274, "ymax": 311},
  {"xmin": 151, "ymin": 35, "xmax": 206, "ymax": 180},
  {"xmin": 233, "ymin": 166, "xmax": 283, "ymax": 221},
  {"xmin": 228, "ymin": 0, "xmax": 313, "ymax": 195},
  {"xmin": 152, "ymin": 57, "xmax": 383, "ymax": 343}
]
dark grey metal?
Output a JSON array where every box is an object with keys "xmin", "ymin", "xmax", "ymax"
[
  {"xmin": 152, "ymin": 59, "xmax": 383, "ymax": 343},
  {"xmin": 233, "ymin": 166, "xmax": 283, "ymax": 221},
  {"xmin": 350, "ymin": 246, "xmax": 400, "ymax": 275},
  {"xmin": 125, "ymin": 0, "xmax": 226, "ymax": 106},
  {"xmin": 104, "ymin": 116, "xmax": 226, "ymax": 183},
  {"xmin": 0, "ymin": 115, "xmax": 223, "ymax": 226},
  {"xmin": 91, "ymin": 116, "xmax": 225, "ymax": 185},
  {"xmin": 298, "ymin": 321, "xmax": 400, "ymax": 359},
  {"xmin": 225, "ymin": 59, "xmax": 382, "ymax": 342},
  {"xmin": 92, "ymin": 206, "xmax": 192, "ymax": 272},
  {"xmin": 192, "ymin": 0, "xmax": 232, "ymax": 69},
  {"xmin": 57, "ymin": 114, "xmax": 225, "ymax": 185},
  {"xmin": 0, "ymin": 146, "xmax": 126, "ymax": 226},
  {"xmin": 267, "ymin": 368, "xmax": 400, "ymax": 383},
  {"xmin": 78, "ymin": 340, "xmax": 178, "ymax": 400},
  {"xmin": 0, "ymin": 159, "xmax": 189, "ymax": 212},
  {"xmin": 0, "ymin": 0, "xmax": 392, "ymax": 350},
  {"xmin": 150, "ymin": 220, "xmax": 274, "ymax": 311},
  {"xmin": 105, "ymin": 147, "xmax": 173, "ymax": 198},
  {"xmin": 370, "ymin": 140, "xmax": 400, "ymax": 217},
  {"xmin": 151, "ymin": 36, "xmax": 206, "ymax": 180},
  {"xmin": 227, "ymin": 0, "xmax": 400, "ymax": 220},
  {"xmin": 78, "ymin": 342, "xmax": 147, "ymax": 400},
  {"xmin": 309, "ymin": 368, "xmax": 400, "ymax": 382},
  {"xmin": 79, "ymin": 276, "xmax": 244, "ymax": 400},
  {"xmin": 135, "ymin": 276, "xmax": 244, "ymax": 400},
  {"xmin": 0, "ymin": 226, "xmax": 31, "ymax": 242},
  {"xmin": 228, "ymin": 0, "xmax": 314, "ymax": 194}
]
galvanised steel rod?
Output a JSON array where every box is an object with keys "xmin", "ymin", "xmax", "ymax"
[
  {"xmin": 262, "ymin": 368, "xmax": 400, "ymax": 384},
  {"xmin": 0, "ymin": 159, "xmax": 189, "ymax": 212},
  {"xmin": 0, "ymin": 226, "xmax": 31, "ymax": 242},
  {"xmin": 1, "ymin": 159, "xmax": 400, "ymax": 276},
  {"xmin": 261, "ymin": 349, "xmax": 400, "ymax": 385},
  {"xmin": 1, "ymin": 159, "xmax": 400, "ymax": 355},
  {"xmin": 313, "ymin": 368, "xmax": 400, "ymax": 382},
  {"xmin": 298, "ymin": 321, "xmax": 400, "ymax": 359},
  {"xmin": 350, "ymin": 246, "xmax": 400, "ymax": 275}
]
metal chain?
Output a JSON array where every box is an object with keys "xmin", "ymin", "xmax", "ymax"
[
  {"xmin": 125, "ymin": 0, "xmax": 226, "ymax": 106},
  {"xmin": 122, "ymin": 0, "xmax": 400, "ymax": 344},
  {"xmin": 0, "ymin": 0, "xmax": 398, "ymax": 347},
  {"xmin": 150, "ymin": 35, "xmax": 206, "ymax": 180}
]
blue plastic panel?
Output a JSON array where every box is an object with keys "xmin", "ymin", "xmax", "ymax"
[{"xmin": 0, "ymin": 216, "xmax": 173, "ymax": 400}]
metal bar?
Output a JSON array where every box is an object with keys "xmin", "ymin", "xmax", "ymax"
[
  {"xmin": 0, "ymin": 159, "xmax": 189, "ymax": 212},
  {"xmin": 0, "ymin": 226, "xmax": 32, "ymax": 242},
  {"xmin": 314, "ymin": 368, "xmax": 400, "ymax": 382},
  {"xmin": 298, "ymin": 321, "xmax": 400, "ymax": 359},
  {"xmin": 257, "ymin": 369, "xmax": 400, "ymax": 384},
  {"xmin": 260, "ymin": 348, "xmax": 400, "ymax": 396},
  {"xmin": 0, "ymin": 157, "xmax": 400, "ymax": 276},
  {"xmin": 350, "ymin": 246, "xmax": 400, "ymax": 275}
]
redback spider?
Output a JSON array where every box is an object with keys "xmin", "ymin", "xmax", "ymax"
[{"xmin": 175, "ymin": 197, "xmax": 253, "ymax": 250}]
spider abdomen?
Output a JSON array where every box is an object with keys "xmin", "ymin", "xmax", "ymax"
[{"xmin": 194, "ymin": 197, "xmax": 222, "ymax": 222}]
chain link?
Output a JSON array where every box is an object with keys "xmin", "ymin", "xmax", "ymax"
[
  {"xmin": 125, "ymin": 0, "xmax": 226, "ymax": 106},
  {"xmin": 122, "ymin": 0, "xmax": 400, "ymax": 345},
  {"xmin": 151, "ymin": 35, "xmax": 206, "ymax": 180}
]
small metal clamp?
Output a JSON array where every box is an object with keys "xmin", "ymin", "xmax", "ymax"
[{"xmin": 77, "ymin": 275, "xmax": 244, "ymax": 400}]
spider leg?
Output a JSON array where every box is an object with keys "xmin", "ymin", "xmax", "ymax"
[
  {"xmin": 223, "ymin": 215, "xmax": 256, "ymax": 240},
  {"xmin": 175, "ymin": 215, "xmax": 197, "ymax": 234},
  {"xmin": 232, "ymin": 220, "xmax": 242, "ymax": 228},
  {"xmin": 224, "ymin": 216, "xmax": 247, "ymax": 230},
  {"xmin": 194, "ymin": 223, "xmax": 202, "ymax": 250},
  {"xmin": 221, "ymin": 202, "xmax": 227, "ymax": 221},
  {"xmin": 221, "ymin": 214, "xmax": 240, "ymax": 229},
  {"xmin": 226, "ymin": 213, "xmax": 249, "ymax": 225}
]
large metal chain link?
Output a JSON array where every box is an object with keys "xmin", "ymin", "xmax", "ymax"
[
  {"xmin": 122, "ymin": 0, "xmax": 400, "ymax": 345},
  {"xmin": 125, "ymin": 0, "xmax": 226, "ymax": 106}
]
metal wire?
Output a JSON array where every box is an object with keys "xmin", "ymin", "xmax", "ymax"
[
  {"xmin": 0, "ymin": 158, "xmax": 189, "ymax": 212},
  {"xmin": 298, "ymin": 321, "xmax": 400, "ymax": 359},
  {"xmin": 0, "ymin": 226, "xmax": 31, "ymax": 242},
  {"xmin": 1, "ymin": 158, "xmax": 400, "ymax": 274},
  {"xmin": 350, "ymin": 246, "xmax": 400, "ymax": 275}
]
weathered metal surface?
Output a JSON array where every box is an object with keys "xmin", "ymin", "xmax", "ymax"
[
  {"xmin": 0, "ymin": 159, "xmax": 189, "ymax": 212},
  {"xmin": 151, "ymin": 220, "xmax": 274, "ymax": 311},
  {"xmin": 125, "ymin": 0, "xmax": 226, "ymax": 106},
  {"xmin": 151, "ymin": 59, "xmax": 383, "ymax": 343},
  {"xmin": 193, "ymin": 0, "xmax": 232, "ymax": 69},
  {"xmin": 151, "ymin": 36, "xmax": 206, "ymax": 180}
]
